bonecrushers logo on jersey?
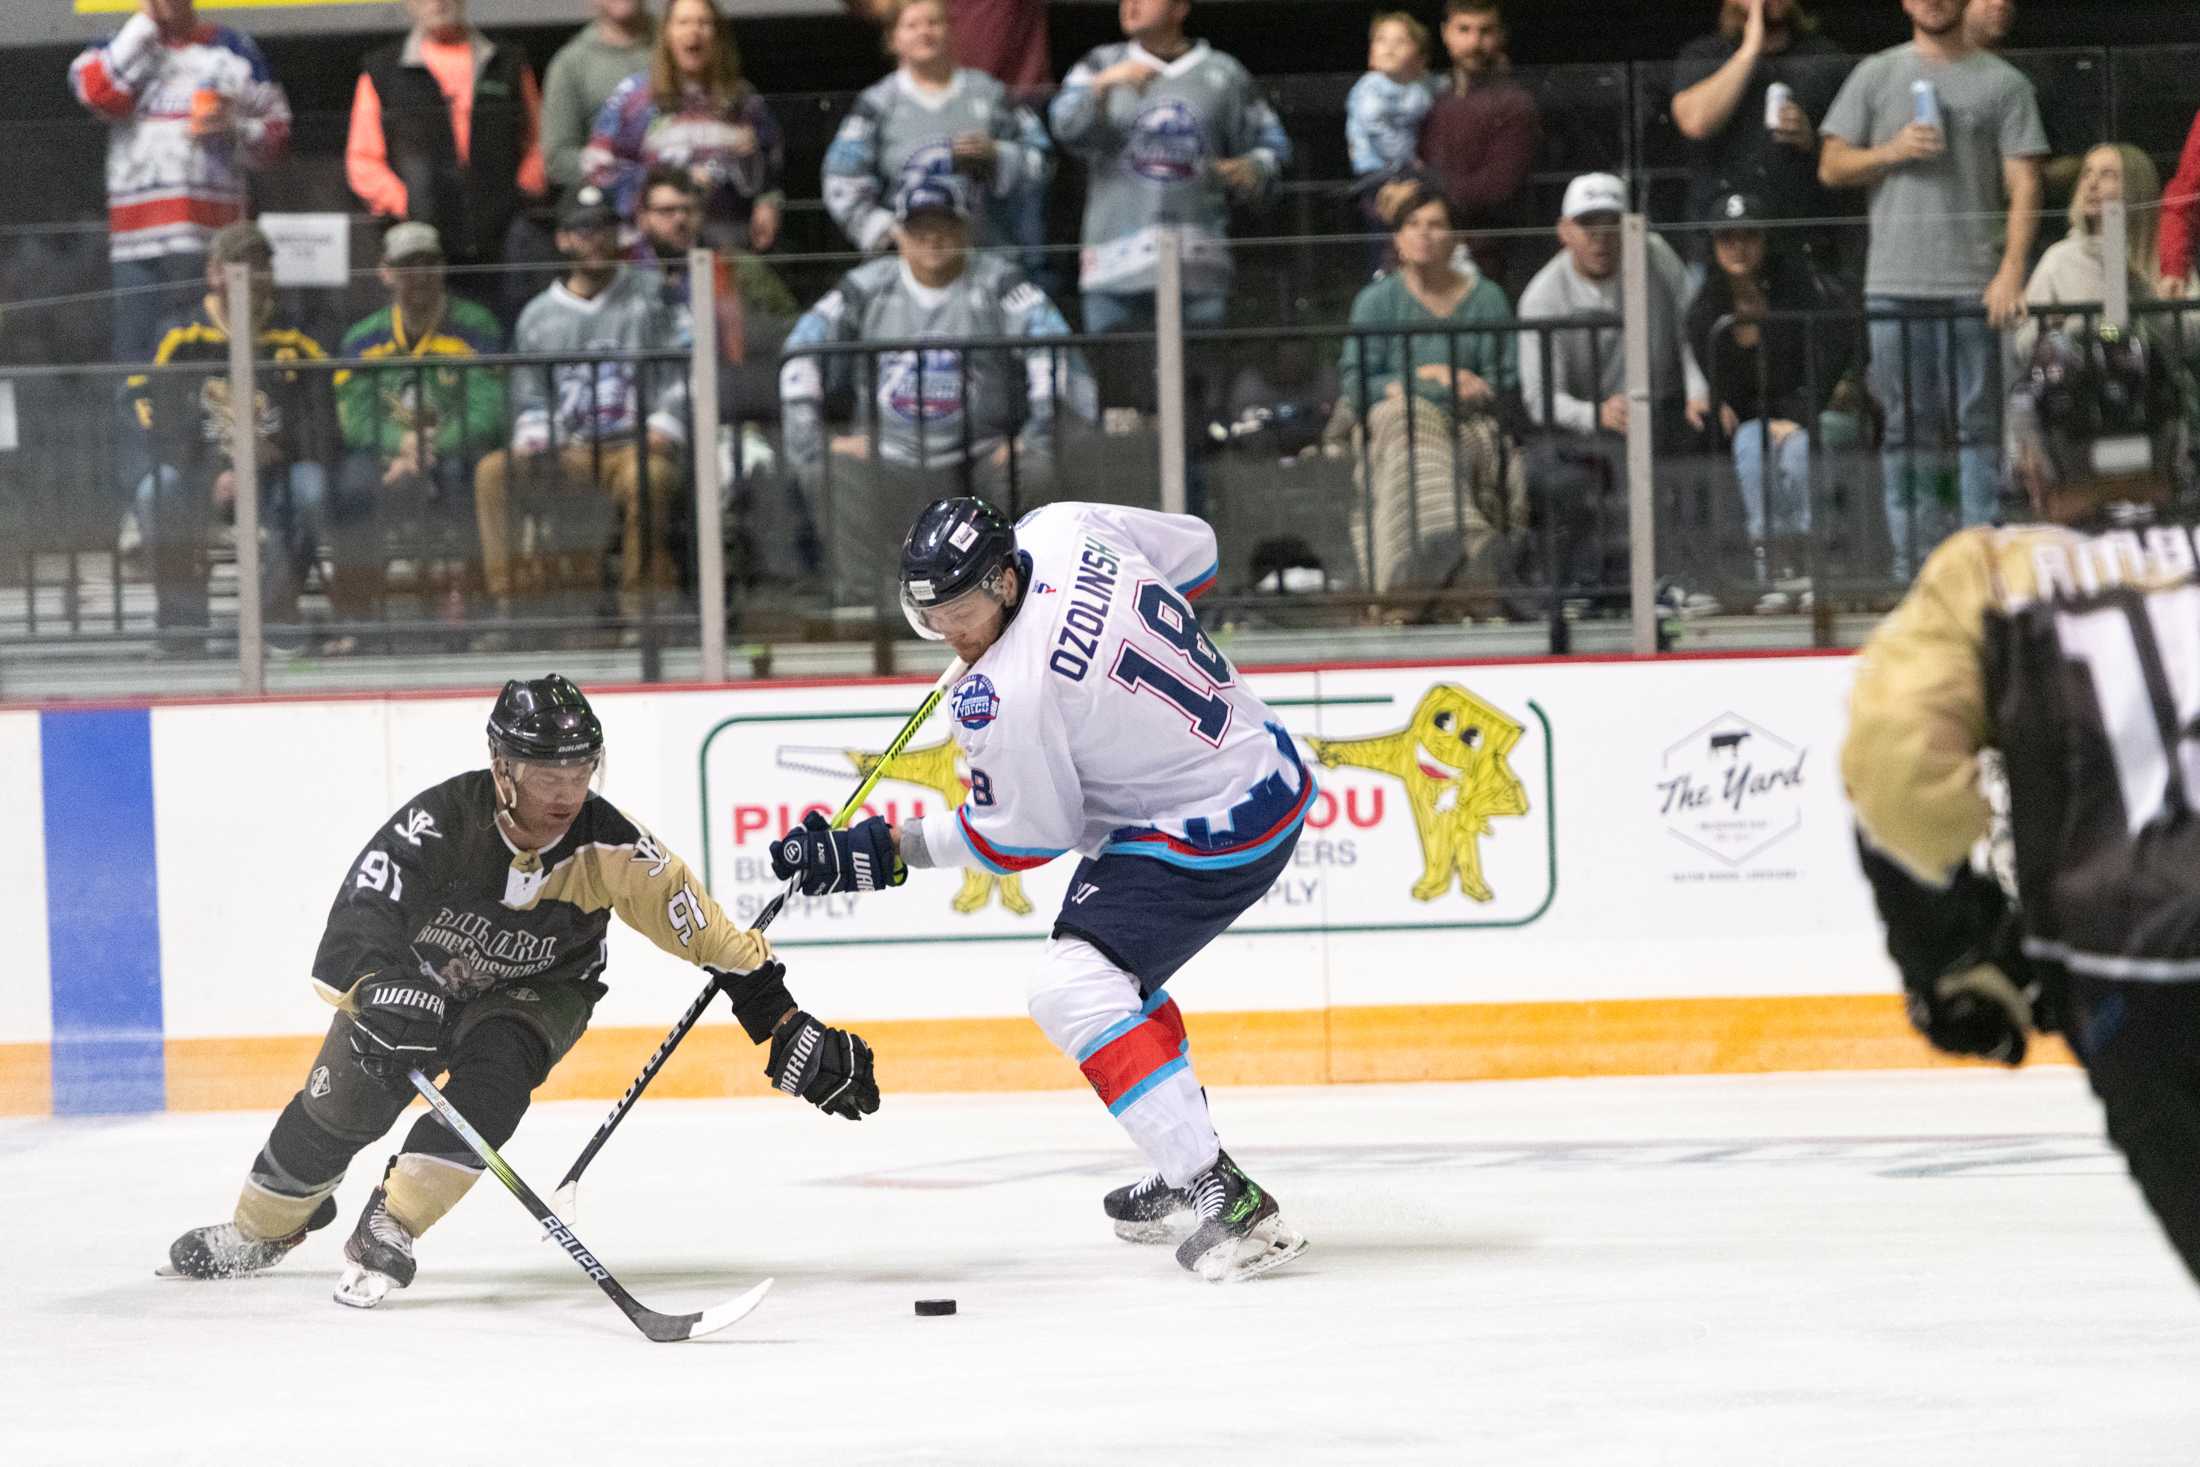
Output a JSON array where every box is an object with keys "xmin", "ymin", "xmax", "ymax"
[{"xmin": 696, "ymin": 667, "xmax": 1556, "ymax": 943}]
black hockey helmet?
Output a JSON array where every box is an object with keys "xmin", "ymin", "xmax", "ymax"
[
  {"xmin": 486, "ymin": 674, "xmax": 604, "ymax": 765},
  {"xmin": 899, "ymin": 496, "xmax": 1019, "ymax": 640},
  {"xmin": 2009, "ymin": 324, "xmax": 2182, "ymax": 501}
]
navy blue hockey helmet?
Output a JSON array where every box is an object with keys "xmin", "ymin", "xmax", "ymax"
[
  {"xmin": 899, "ymin": 497, "xmax": 1019, "ymax": 640},
  {"xmin": 486, "ymin": 673, "xmax": 605, "ymax": 765}
]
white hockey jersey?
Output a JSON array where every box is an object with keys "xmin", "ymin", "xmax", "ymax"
[{"xmin": 908, "ymin": 503, "xmax": 1314, "ymax": 876}]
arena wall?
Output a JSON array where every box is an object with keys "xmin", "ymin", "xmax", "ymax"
[{"xmin": 0, "ymin": 654, "xmax": 2065, "ymax": 1116}]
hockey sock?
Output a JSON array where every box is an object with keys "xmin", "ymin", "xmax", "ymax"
[
  {"xmin": 387, "ymin": 1018, "xmax": 550, "ymax": 1236},
  {"xmin": 1029, "ymin": 936, "xmax": 1221, "ymax": 1188},
  {"xmin": 237, "ymin": 1092, "xmax": 375, "ymax": 1239}
]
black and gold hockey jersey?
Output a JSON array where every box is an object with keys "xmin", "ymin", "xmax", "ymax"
[
  {"xmin": 1845, "ymin": 518, "xmax": 2200, "ymax": 982},
  {"xmin": 313, "ymin": 769, "xmax": 752, "ymax": 1000}
]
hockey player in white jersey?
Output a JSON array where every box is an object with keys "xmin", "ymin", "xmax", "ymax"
[{"xmin": 771, "ymin": 496, "xmax": 1313, "ymax": 1281}]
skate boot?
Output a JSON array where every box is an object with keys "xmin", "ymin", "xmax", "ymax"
[
  {"xmin": 161, "ymin": 1195, "xmax": 337, "ymax": 1279},
  {"xmin": 334, "ymin": 1186, "xmax": 417, "ymax": 1310},
  {"xmin": 1173, "ymin": 1152, "xmax": 1307, "ymax": 1283},
  {"xmin": 1103, "ymin": 1171, "xmax": 1194, "ymax": 1244}
]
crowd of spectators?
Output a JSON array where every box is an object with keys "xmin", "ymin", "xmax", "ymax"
[{"xmin": 40, "ymin": 0, "xmax": 2200, "ymax": 650}]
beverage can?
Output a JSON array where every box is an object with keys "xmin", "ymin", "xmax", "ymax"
[
  {"xmin": 1765, "ymin": 81, "xmax": 1793, "ymax": 131},
  {"xmin": 1910, "ymin": 78, "xmax": 1942, "ymax": 130}
]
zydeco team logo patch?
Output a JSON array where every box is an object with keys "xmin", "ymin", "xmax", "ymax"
[
  {"xmin": 952, "ymin": 674, "xmax": 1001, "ymax": 729},
  {"xmin": 1126, "ymin": 99, "xmax": 1206, "ymax": 183}
]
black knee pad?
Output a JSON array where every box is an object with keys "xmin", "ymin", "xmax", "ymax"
[
  {"xmin": 402, "ymin": 1016, "xmax": 552, "ymax": 1158},
  {"xmin": 255, "ymin": 1094, "xmax": 373, "ymax": 1196}
]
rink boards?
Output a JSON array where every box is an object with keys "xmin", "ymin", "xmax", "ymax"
[{"xmin": 0, "ymin": 653, "xmax": 2062, "ymax": 1115}]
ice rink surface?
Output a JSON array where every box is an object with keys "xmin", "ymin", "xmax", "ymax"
[{"xmin": 7, "ymin": 1068, "xmax": 2197, "ymax": 1466}]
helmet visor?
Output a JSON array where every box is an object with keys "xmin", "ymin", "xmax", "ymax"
[{"xmin": 900, "ymin": 567, "xmax": 1004, "ymax": 641}]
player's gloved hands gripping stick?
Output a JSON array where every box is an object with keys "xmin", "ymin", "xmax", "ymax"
[
  {"xmin": 710, "ymin": 959, "xmax": 882, "ymax": 1120},
  {"xmin": 348, "ymin": 975, "xmax": 452, "ymax": 1091},
  {"xmin": 771, "ymin": 812, "xmax": 904, "ymax": 896}
]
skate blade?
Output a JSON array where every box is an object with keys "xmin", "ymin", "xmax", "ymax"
[
  {"xmin": 1198, "ymin": 1218, "xmax": 1309, "ymax": 1284},
  {"xmin": 333, "ymin": 1263, "xmax": 401, "ymax": 1310}
]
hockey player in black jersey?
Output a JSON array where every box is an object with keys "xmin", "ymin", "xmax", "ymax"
[
  {"xmin": 165, "ymin": 674, "xmax": 879, "ymax": 1307},
  {"xmin": 1843, "ymin": 323, "xmax": 2200, "ymax": 1284}
]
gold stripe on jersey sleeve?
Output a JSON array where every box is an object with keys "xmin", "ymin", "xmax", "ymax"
[
  {"xmin": 1841, "ymin": 528, "xmax": 2002, "ymax": 887},
  {"xmin": 538, "ymin": 828, "xmax": 768, "ymax": 973}
]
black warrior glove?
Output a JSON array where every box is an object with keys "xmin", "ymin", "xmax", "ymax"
[
  {"xmin": 1858, "ymin": 834, "xmax": 2055, "ymax": 1067},
  {"xmin": 766, "ymin": 1011, "xmax": 881, "ymax": 1120},
  {"xmin": 347, "ymin": 975, "xmax": 451, "ymax": 1091},
  {"xmin": 770, "ymin": 812, "xmax": 905, "ymax": 897}
]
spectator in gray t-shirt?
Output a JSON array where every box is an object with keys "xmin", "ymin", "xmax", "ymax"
[{"xmin": 1820, "ymin": 0, "xmax": 2044, "ymax": 579}]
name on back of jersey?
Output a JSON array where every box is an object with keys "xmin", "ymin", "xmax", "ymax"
[
  {"xmin": 2024, "ymin": 525, "xmax": 2200, "ymax": 605},
  {"xmin": 1048, "ymin": 535, "xmax": 1123, "ymax": 682}
]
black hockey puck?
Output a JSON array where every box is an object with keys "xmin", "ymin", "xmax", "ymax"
[{"xmin": 914, "ymin": 1298, "xmax": 957, "ymax": 1316}]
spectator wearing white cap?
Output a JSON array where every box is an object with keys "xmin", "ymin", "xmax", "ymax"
[
  {"xmin": 329, "ymin": 222, "xmax": 509, "ymax": 648},
  {"xmin": 1516, "ymin": 173, "xmax": 1710, "ymax": 601}
]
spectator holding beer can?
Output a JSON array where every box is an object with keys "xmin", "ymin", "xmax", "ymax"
[
  {"xmin": 1671, "ymin": 0, "xmax": 1854, "ymax": 268},
  {"xmin": 1819, "ymin": 0, "xmax": 2047, "ymax": 576}
]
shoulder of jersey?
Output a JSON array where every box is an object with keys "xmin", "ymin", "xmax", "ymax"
[
  {"xmin": 844, "ymin": 254, "xmax": 903, "ymax": 297},
  {"xmin": 571, "ymin": 789, "xmax": 645, "ymax": 848}
]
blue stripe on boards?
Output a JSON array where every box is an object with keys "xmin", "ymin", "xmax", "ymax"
[{"xmin": 41, "ymin": 708, "xmax": 165, "ymax": 1115}]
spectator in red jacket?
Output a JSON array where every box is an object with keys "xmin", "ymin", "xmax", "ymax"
[
  {"xmin": 70, "ymin": 0, "xmax": 291, "ymax": 367},
  {"xmin": 1383, "ymin": 0, "xmax": 1540, "ymax": 296},
  {"xmin": 2158, "ymin": 109, "xmax": 2200, "ymax": 297},
  {"xmin": 346, "ymin": 0, "xmax": 548, "ymax": 283}
]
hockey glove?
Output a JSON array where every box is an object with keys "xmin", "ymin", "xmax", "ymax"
[
  {"xmin": 1907, "ymin": 961, "xmax": 2034, "ymax": 1066},
  {"xmin": 766, "ymin": 1011, "xmax": 880, "ymax": 1120},
  {"xmin": 769, "ymin": 812, "xmax": 905, "ymax": 897},
  {"xmin": 348, "ymin": 975, "xmax": 452, "ymax": 1091}
]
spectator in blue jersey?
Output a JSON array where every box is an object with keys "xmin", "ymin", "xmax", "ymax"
[
  {"xmin": 1049, "ymin": 0, "xmax": 1291, "ymax": 340},
  {"xmin": 822, "ymin": 0, "xmax": 1051, "ymax": 271},
  {"xmin": 1347, "ymin": 14, "xmax": 1436, "ymax": 201},
  {"xmin": 329, "ymin": 224, "xmax": 507, "ymax": 649},
  {"xmin": 782, "ymin": 179, "xmax": 1090, "ymax": 610}
]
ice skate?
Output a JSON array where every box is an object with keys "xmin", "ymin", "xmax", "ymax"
[
  {"xmin": 1103, "ymin": 1171, "xmax": 1194, "ymax": 1244},
  {"xmin": 1173, "ymin": 1153, "xmax": 1307, "ymax": 1283},
  {"xmin": 334, "ymin": 1186, "xmax": 417, "ymax": 1309},
  {"xmin": 160, "ymin": 1196, "xmax": 337, "ymax": 1279}
]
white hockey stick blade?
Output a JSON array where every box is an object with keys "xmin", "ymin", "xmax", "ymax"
[{"xmin": 686, "ymin": 1277, "xmax": 774, "ymax": 1340}]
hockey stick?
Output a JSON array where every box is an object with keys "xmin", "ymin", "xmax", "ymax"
[
  {"xmin": 407, "ymin": 1068, "xmax": 772, "ymax": 1342},
  {"xmin": 552, "ymin": 655, "xmax": 969, "ymax": 1215}
]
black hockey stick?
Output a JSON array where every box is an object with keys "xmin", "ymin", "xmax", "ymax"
[
  {"xmin": 551, "ymin": 656, "xmax": 968, "ymax": 1215},
  {"xmin": 407, "ymin": 1068, "xmax": 771, "ymax": 1342}
]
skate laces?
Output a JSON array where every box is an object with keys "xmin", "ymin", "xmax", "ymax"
[
  {"xmin": 1187, "ymin": 1170, "xmax": 1229, "ymax": 1223},
  {"xmin": 1129, "ymin": 1173, "xmax": 1170, "ymax": 1199},
  {"xmin": 366, "ymin": 1200, "xmax": 415, "ymax": 1258}
]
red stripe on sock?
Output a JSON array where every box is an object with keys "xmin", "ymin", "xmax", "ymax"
[{"xmin": 1080, "ymin": 1012, "xmax": 1184, "ymax": 1107}]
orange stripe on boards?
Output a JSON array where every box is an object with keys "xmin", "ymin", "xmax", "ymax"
[
  {"xmin": 110, "ymin": 996, "xmax": 2078, "ymax": 1115},
  {"xmin": 0, "ymin": 1044, "xmax": 53, "ymax": 1116},
  {"xmin": 1327, "ymin": 995, "xmax": 2073, "ymax": 1083}
]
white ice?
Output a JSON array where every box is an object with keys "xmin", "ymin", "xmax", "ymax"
[{"xmin": 6, "ymin": 1069, "xmax": 2198, "ymax": 1466}]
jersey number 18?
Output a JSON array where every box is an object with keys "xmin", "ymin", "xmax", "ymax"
[{"xmin": 1108, "ymin": 581, "xmax": 1234, "ymax": 746}]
